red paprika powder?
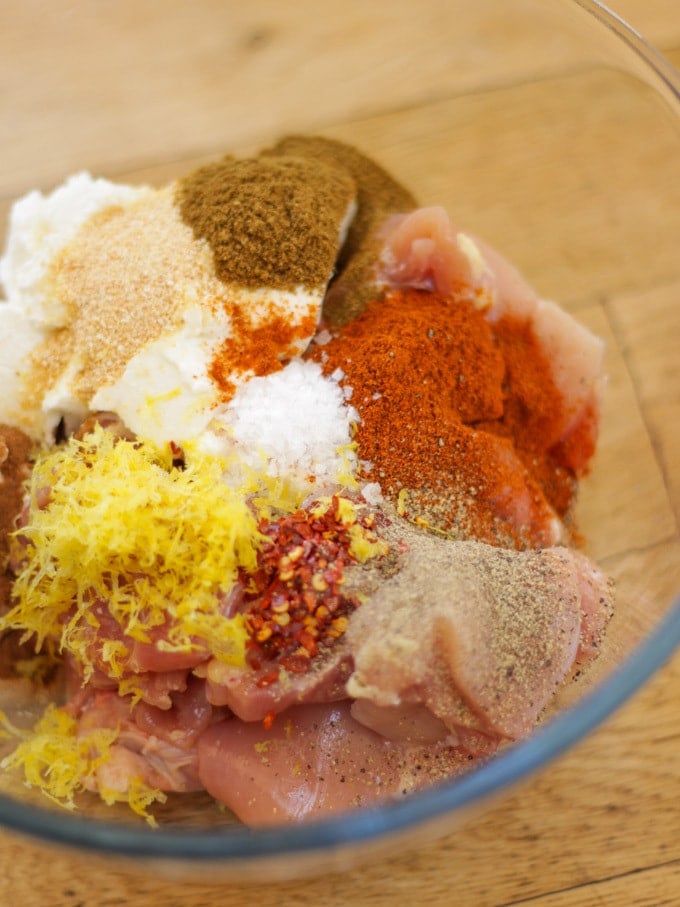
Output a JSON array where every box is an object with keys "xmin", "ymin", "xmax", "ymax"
[{"xmin": 311, "ymin": 288, "xmax": 583, "ymax": 548}]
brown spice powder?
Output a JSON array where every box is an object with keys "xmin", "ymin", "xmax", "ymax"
[
  {"xmin": 177, "ymin": 155, "xmax": 356, "ymax": 293},
  {"xmin": 264, "ymin": 135, "xmax": 417, "ymax": 326},
  {"xmin": 0, "ymin": 424, "xmax": 33, "ymax": 611},
  {"xmin": 30, "ymin": 189, "xmax": 229, "ymax": 405}
]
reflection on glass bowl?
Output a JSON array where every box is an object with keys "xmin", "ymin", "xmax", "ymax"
[{"xmin": 0, "ymin": 0, "xmax": 679, "ymax": 881}]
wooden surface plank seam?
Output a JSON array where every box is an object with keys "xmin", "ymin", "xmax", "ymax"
[
  {"xmin": 499, "ymin": 856, "xmax": 680, "ymax": 907},
  {"xmin": 599, "ymin": 536, "xmax": 680, "ymax": 571},
  {"xmin": 1, "ymin": 3, "xmax": 678, "ymax": 904},
  {"xmin": 603, "ymin": 299, "xmax": 680, "ymax": 530}
]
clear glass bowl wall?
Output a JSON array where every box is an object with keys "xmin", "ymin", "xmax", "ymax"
[{"xmin": 0, "ymin": 0, "xmax": 679, "ymax": 881}]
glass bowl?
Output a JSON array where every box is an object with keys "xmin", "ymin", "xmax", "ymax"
[{"xmin": 0, "ymin": 0, "xmax": 679, "ymax": 882}]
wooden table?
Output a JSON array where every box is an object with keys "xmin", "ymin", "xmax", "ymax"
[{"xmin": 1, "ymin": 2, "xmax": 679, "ymax": 904}]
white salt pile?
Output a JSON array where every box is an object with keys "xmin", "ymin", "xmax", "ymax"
[{"xmin": 204, "ymin": 359, "xmax": 360, "ymax": 493}]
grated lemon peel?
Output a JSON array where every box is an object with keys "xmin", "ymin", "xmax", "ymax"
[
  {"xmin": 0, "ymin": 425, "xmax": 383, "ymax": 825},
  {"xmin": 2, "ymin": 424, "xmax": 305, "ymax": 680},
  {"xmin": 0, "ymin": 703, "xmax": 165, "ymax": 823}
]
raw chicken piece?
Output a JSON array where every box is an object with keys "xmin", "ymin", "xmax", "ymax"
[
  {"xmin": 196, "ymin": 701, "xmax": 471, "ymax": 826},
  {"xmin": 344, "ymin": 519, "xmax": 613, "ymax": 742},
  {"xmin": 378, "ymin": 207, "xmax": 605, "ymax": 448},
  {"xmin": 61, "ymin": 600, "xmax": 206, "ymax": 709},
  {"xmin": 378, "ymin": 206, "xmax": 496, "ymax": 307},
  {"xmin": 132, "ymin": 674, "xmax": 224, "ymax": 750},
  {"xmin": 202, "ymin": 649, "xmax": 352, "ymax": 722},
  {"xmin": 74, "ymin": 688, "xmax": 203, "ymax": 794}
]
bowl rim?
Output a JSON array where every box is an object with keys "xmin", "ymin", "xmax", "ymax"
[
  {"xmin": 1, "ymin": 597, "xmax": 678, "ymax": 862},
  {"xmin": 1, "ymin": 0, "xmax": 679, "ymax": 864}
]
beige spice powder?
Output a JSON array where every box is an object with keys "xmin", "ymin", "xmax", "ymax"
[
  {"xmin": 29, "ymin": 189, "xmax": 230, "ymax": 405},
  {"xmin": 344, "ymin": 516, "xmax": 591, "ymax": 739}
]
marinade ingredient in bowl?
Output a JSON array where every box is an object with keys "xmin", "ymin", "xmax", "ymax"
[{"xmin": 0, "ymin": 136, "xmax": 613, "ymax": 826}]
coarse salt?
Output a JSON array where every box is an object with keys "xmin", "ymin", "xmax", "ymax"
[{"xmin": 204, "ymin": 359, "xmax": 359, "ymax": 492}]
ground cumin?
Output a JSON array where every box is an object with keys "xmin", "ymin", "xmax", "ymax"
[
  {"xmin": 311, "ymin": 288, "xmax": 578, "ymax": 548},
  {"xmin": 264, "ymin": 136, "xmax": 417, "ymax": 326},
  {"xmin": 177, "ymin": 154, "xmax": 356, "ymax": 292}
]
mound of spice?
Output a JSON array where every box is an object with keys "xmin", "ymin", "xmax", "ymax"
[
  {"xmin": 311, "ymin": 288, "xmax": 578, "ymax": 548},
  {"xmin": 262, "ymin": 135, "xmax": 417, "ymax": 327},
  {"xmin": 177, "ymin": 153, "xmax": 356, "ymax": 293},
  {"xmin": 0, "ymin": 425, "xmax": 34, "ymax": 677},
  {"xmin": 243, "ymin": 495, "xmax": 386, "ymax": 682},
  {"xmin": 0, "ymin": 425, "xmax": 33, "ymax": 612}
]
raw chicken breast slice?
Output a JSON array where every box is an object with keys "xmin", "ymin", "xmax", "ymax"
[
  {"xmin": 378, "ymin": 206, "xmax": 496, "ymax": 307},
  {"xmin": 378, "ymin": 207, "xmax": 605, "ymax": 445},
  {"xmin": 202, "ymin": 649, "xmax": 352, "ymax": 721},
  {"xmin": 74, "ymin": 689, "xmax": 203, "ymax": 794},
  {"xmin": 343, "ymin": 519, "xmax": 613, "ymax": 742},
  {"xmin": 196, "ymin": 700, "xmax": 473, "ymax": 826}
]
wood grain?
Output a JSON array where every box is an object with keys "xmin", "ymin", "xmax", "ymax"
[
  {"xmin": 0, "ymin": 1, "xmax": 679, "ymax": 904},
  {"xmin": 0, "ymin": 644, "xmax": 677, "ymax": 906}
]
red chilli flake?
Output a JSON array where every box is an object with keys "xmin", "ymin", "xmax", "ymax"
[
  {"xmin": 263, "ymin": 710, "xmax": 276, "ymax": 731},
  {"xmin": 243, "ymin": 496, "xmax": 370, "ymax": 681}
]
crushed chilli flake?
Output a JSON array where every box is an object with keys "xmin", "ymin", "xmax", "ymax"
[{"xmin": 243, "ymin": 495, "xmax": 387, "ymax": 681}]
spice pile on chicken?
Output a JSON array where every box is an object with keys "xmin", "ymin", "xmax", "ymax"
[{"xmin": 0, "ymin": 137, "xmax": 613, "ymax": 826}]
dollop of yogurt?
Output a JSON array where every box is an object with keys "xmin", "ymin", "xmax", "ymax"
[{"xmin": 0, "ymin": 168, "xmax": 356, "ymax": 449}]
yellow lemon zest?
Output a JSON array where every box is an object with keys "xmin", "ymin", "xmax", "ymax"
[
  {"xmin": 2, "ymin": 425, "xmax": 301, "ymax": 679},
  {"xmin": 0, "ymin": 703, "xmax": 164, "ymax": 824}
]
